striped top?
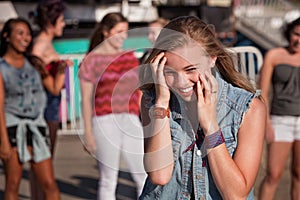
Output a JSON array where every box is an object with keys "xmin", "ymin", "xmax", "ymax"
[{"xmin": 78, "ymin": 51, "xmax": 140, "ymax": 116}]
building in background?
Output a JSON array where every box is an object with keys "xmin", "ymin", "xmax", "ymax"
[
  {"xmin": 0, "ymin": 1, "xmax": 18, "ymax": 30},
  {"xmin": 3, "ymin": 0, "xmax": 298, "ymax": 49}
]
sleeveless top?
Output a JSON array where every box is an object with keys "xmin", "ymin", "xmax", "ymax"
[
  {"xmin": 271, "ymin": 64, "xmax": 300, "ymax": 116},
  {"xmin": 0, "ymin": 58, "xmax": 46, "ymax": 118},
  {"xmin": 139, "ymin": 72, "xmax": 258, "ymax": 200},
  {"xmin": 78, "ymin": 51, "xmax": 140, "ymax": 117},
  {"xmin": 0, "ymin": 58, "xmax": 50, "ymax": 163}
]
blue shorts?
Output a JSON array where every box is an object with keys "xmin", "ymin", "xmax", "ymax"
[{"xmin": 44, "ymin": 91, "xmax": 61, "ymax": 121}]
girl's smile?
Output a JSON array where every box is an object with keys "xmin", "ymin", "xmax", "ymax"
[{"xmin": 163, "ymin": 43, "xmax": 216, "ymax": 101}]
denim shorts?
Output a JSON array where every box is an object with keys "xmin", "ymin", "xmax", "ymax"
[
  {"xmin": 44, "ymin": 91, "xmax": 61, "ymax": 121},
  {"xmin": 271, "ymin": 115, "xmax": 300, "ymax": 142}
]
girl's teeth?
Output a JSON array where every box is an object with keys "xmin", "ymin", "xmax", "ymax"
[{"xmin": 181, "ymin": 87, "xmax": 193, "ymax": 93}]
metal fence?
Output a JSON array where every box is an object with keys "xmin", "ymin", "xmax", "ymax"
[
  {"xmin": 234, "ymin": 0, "xmax": 300, "ymax": 49},
  {"xmin": 58, "ymin": 54, "xmax": 85, "ymax": 135}
]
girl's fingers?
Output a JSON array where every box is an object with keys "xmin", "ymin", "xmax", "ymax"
[
  {"xmin": 204, "ymin": 71, "xmax": 218, "ymax": 101},
  {"xmin": 198, "ymin": 71, "xmax": 218, "ymax": 103},
  {"xmin": 155, "ymin": 56, "xmax": 167, "ymax": 75},
  {"xmin": 197, "ymin": 80, "xmax": 204, "ymax": 103},
  {"xmin": 151, "ymin": 52, "xmax": 167, "ymax": 85},
  {"xmin": 199, "ymin": 73, "xmax": 212, "ymax": 99},
  {"xmin": 151, "ymin": 52, "xmax": 165, "ymax": 67},
  {"xmin": 205, "ymin": 71, "xmax": 218, "ymax": 93}
]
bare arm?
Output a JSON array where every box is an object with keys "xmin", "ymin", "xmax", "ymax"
[
  {"xmin": 141, "ymin": 52, "xmax": 174, "ymax": 185},
  {"xmin": 141, "ymin": 96, "xmax": 174, "ymax": 185},
  {"xmin": 259, "ymin": 49, "xmax": 276, "ymax": 112},
  {"xmin": 208, "ymin": 98, "xmax": 266, "ymax": 199},
  {"xmin": 41, "ymin": 61, "xmax": 69, "ymax": 96},
  {"xmin": 0, "ymin": 73, "xmax": 12, "ymax": 160},
  {"xmin": 80, "ymin": 79, "xmax": 97, "ymax": 153},
  {"xmin": 195, "ymin": 70, "xmax": 266, "ymax": 199},
  {"xmin": 259, "ymin": 49, "xmax": 277, "ymax": 143}
]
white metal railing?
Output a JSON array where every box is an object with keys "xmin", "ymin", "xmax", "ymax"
[
  {"xmin": 227, "ymin": 46, "xmax": 263, "ymax": 88},
  {"xmin": 58, "ymin": 54, "xmax": 85, "ymax": 135},
  {"xmin": 235, "ymin": 0, "xmax": 298, "ymax": 20}
]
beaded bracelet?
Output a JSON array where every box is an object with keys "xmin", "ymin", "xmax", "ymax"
[{"xmin": 204, "ymin": 129, "xmax": 225, "ymax": 150}]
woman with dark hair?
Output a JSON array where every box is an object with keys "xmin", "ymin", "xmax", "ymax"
[
  {"xmin": 29, "ymin": 1, "xmax": 72, "ymax": 199},
  {"xmin": 29, "ymin": 0, "xmax": 66, "ymax": 35},
  {"xmin": 87, "ymin": 12, "xmax": 128, "ymax": 52},
  {"xmin": 259, "ymin": 17, "xmax": 300, "ymax": 200},
  {"xmin": 138, "ymin": 16, "xmax": 266, "ymax": 199},
  {"xmin": 29, "ymin": 0, "xmax": 72, "ymax": 156},
  {"xmin": 0, "ymin": 17, "xmax": 60, "ymax": 200},
  {"xmin": 79, "ymin": 12, "xmax": 147, "ymax": 199}
]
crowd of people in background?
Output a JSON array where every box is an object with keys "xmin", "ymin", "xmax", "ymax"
[{"xmin": 0, "ymin": 0, "xmax": 300, "ymax": 199}]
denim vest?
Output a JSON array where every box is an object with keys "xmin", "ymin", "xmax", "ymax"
[
  {"xmin": 0, "ymin": 58, "xmax": 46, "ymax": 118},
  {"xmin": 139, "ymin": 73, "xmax": 257, "ymax": 200},
  {"xmin": 0, "ymin": 58, "xmax": 50, "ymax": 163}
]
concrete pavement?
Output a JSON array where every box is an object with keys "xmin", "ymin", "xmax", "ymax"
[
  {"xmin": 0, "ymin": 135, "xmax": 291, "ymax": 199},
  {"xmin": 0, "ymin": 134, "xmax": 138, "ymax": 200}
]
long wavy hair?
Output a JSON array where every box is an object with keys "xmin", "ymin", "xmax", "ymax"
[
  {"xmin": 0, "ymin": 18, "xmax": 33, "ymax": 57},
  {"xmin": 139, "ymin": 16, "xmax": 255, "ymax": 93},
  {"xmin": 88, "ymin": 12, "xmax": 128, "ymax": 53}
]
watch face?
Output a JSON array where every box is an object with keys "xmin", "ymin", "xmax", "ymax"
[
  {"xmin": 153, "ymin": 107, "xmax": 165, "ymax": 117},
  {"xmin": 150, "ymin": 106, "xmax": 170, "ymax": 119}
]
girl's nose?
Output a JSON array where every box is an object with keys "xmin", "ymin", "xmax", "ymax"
[
  {"xmin": 121, "ymin": 32, "xmax": 128, "ymax": 39},
  {"xmin": 176, "ymin": 73, "xmax": 189, "ymax": 86}
]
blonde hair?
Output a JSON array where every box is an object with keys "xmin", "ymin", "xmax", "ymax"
[{"xmin": 139, "ymin": 16, "xmax": 255, "ymax": 93}]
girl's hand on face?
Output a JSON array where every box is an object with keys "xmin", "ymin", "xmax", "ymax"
[
  {"xmin": 151, "ymin": 52, "xmax": 170, "ymax": 104},
  {"xmin": 196, "ymin": 71, "xmax": 219, "ymax": 135}
]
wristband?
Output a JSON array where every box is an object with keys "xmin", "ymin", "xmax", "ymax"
[
  {"xmin": 149, "ymin": 105, "xmax": 170, "ymax": 119},
  {"xmin": 204, "ymin": 129, "xmax": 225, "ymax": 149}
]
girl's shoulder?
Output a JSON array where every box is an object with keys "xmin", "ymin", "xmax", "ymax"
[
  {"xmin": 83, "ymin": 50, "xmax": 137, "ymax": 63},
  {"xmin": 266, "ymin": 47, "xmax": 288, "ymax": 57}
]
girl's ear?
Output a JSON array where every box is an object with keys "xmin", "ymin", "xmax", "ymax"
[
  {"xmin": 103, "ymin": 30, "xmax": 109, "ymax": 39},
  {"xmin": 210, "ymin": 56, "xmax": 217, "ymax": 68}
]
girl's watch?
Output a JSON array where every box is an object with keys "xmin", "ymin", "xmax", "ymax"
[{"xmin": 149, "ymin": 106, "xmax": 170, "ymax": 119}]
